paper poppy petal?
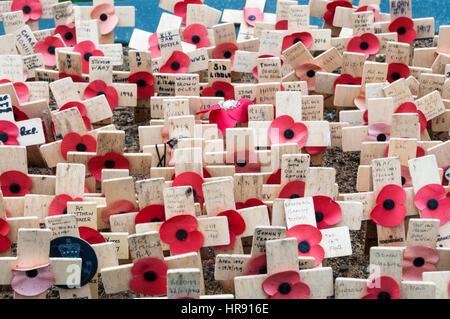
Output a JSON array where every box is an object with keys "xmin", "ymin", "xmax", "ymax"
[
  {"xmin": 376, "ymin": 184, "xmax": 406, "ymax": 204},
  {"xmin": 129, "ymin": 257, "xmax": 168, "ymax": 295},
  {"xmin": 160, "ymin": 51, "xmax": 190, "ymax": 74},
  {"xmin": 313, "ymin": 196, "xmax": 342, "ymax": 229},
  {"xmin": 0, "ymin": 170, "xmax": 32, "ymax": 197},
  {"xmin": 270, "ymin": 281, "xmax": 310, "ymax": 299},
  {"xmin": 286, "ymin": 224, "xmax": 322, "ymax": 246},
  {"xmin": 172, "ymin": 172, "xmax": 204, "ymax": 206},
  {"xmin": 307, "ymin": 245, "xmax": 325, "ymax": 266},
  {"xmin": 60, "ymin": 101, "xmax": 87, "ymax": 116},
  {"xmin": 370, "ymin": 203, "xmax": 406, "ymax": 227},
  {"xmin": 414, "ymin": 184, "xmax": 446, "ymax": 210},
  {"xmin": 262, "ymin": 270, "xmax": 300, "ymax": 296},
  {"xmin": 11, "ymin": 265, "xmax": 55, "ymax": 296},
  {"xmin": 404, "ymin": 245, "xmax": 440, "ymax": 263},
  {"xmin": 55, "ymin": 25, "xmax": 77, "ymax": 47},
  {"xmin": 79, "ymin": 226, "xmax": 106, "ymax": 245},
  {"xmin": 13, "ymin": 82, "xmax": 30, "ymax": 104},
  {"xmin": 0, "ymin": 218, "xmax": 9, "ymax": 237},
  {"xmin": 0, "ymin": 236, "xmax": 11, "ymax": 252},
  {"xmin": 135, "ymin": 204, "xmax": 166, "ymax": 224},
  {"xmin": 420, "ymin": 198, "xmax": 450, "ymax": 225},
  {"xmin": 128, "ymin": 71, "xmax": 155, "ymax": 99},
  {"xmin": 278, "ymin": 181, "xmax": 305, "ymax": 199},
  {"xmin": 275, "ymin": 20, "xmax": 288, "ymax": 30},
  {"xmin": 213, "ymin": 42, "xmax": 238, "ymax": 62},
  {"xmin": 365, "ymin": 276, "xmax": 400, "ymax": 299},
  {"xmin": 159, "ymin": 215, "xmax": 199, "ymax": 244},
  {"xmin": 91, "ymin": 3, "xmax": 119, "ymax": 35},
  {"xmin": 217, "ymin": 210, "xmax": 246, "ymax": 236},
  {"xmin": 243, "ymin": 7, "xmax": 264, "ymax": 27},
  {"xmin": 267, "ymin": 169, "xmax": 281, "ymax": 184},
  {"xmin": 169, "ymin": 230, "xmax": 204, "ymax": 255},
  {"xmin": 226, "ymin": 99, "xmax": 251, "ymax": 123},
  {"xmin": 183, "ymin": 24, "xmax": 210, "ymax": 48},
  {"xmin": 87, "ymin": 152, "xmax": 130, "ymax": 181},
  {"xmin": 246, "ymin": 254, "xmax": 267, "ymax": 275},
  {"xmin": 101, "ymin": 200, "xmax": 136, "ymax": 224}
]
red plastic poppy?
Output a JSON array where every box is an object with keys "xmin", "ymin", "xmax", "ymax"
[
  {"xmin": 159, "ymin": 215, "xmax": 204, "ymax": 255},
  {"xmin": 183, "ymin": 24, "xmax": 210, "ymax": 48},
  {"xmin": 312, "ymin": 196, "xmax": 342, "ymax": 229},
  {"xmin": 59, "ymin": 101, "xmax": 91, "ymax": 130},
  {"xmin": 323, "ymin": 0, "xmax": 353, "ymax": 26},
  {"xmin": 262, "ymin": 270, "xmax": 310, "ymax": 299},
  {"xmin": 49, "ymin": 194, "xmax": 83, "ymax": 216},
  {"xmin": 90, "ymin": 3, "xmax": 119, "ymax": 35},
  {"xmin": 148, "ymin": 33, "xmax": 161, "ymax": 58},
  {"xmin": 364, "ymin": 122, "xmax": 391, "ymax": 142},
  {"xmin": 88, "ymin": 152, "xmax": 130, "ymax": 181},
  {"xmin": 12, "ymin": 106, "xmax": 29, "ymax": 122},
  {"xmin": 73, "ymin": 40, "xmax": 104, "ymax": 74},
  {"xmin": 227, "ymin": 149, "xmax": 261, "ymax": 173},
  {"xmin": 333, "ymin": 74, "xmax": 362, "ymax": 91},
  {"xmin": 278, "ymin": 181, "xmax": 306, "ymax": 199},
  {"xmin": 370, "ymin": 184, "xmax": 406, "ymax": 227},
  {"xmin": 135, "ymin": 204, "xmax": 166, "ymax": 224},
  {"xmin": 363, "ymin": 276, "xmax": 400, "ymax": 299},
  {"xmin": 35, "ymin": 36, "xmax": 65, "ymax": 67},
  {"xmin": 59, "ymin": 72, "xmax": 86, "ymax": 83},
  {"xmin": 388, "ymin": 17, "xmax": 416, "ymax": 44},
  {"xmin": 266, "ymin": 169, "xmax": 281, "ymax": 185},
  {"xmin": 0, "ymin": 80, "xmax": 30, "ymax": 104},
  {"xmin": 443, "ymin": 165, "xmax": 450, "ymax": 186},
  {"xmin": 246, "ymin": 254, "xmax": 267, "ymax": 275},
  {"xmin": 269, "ymin": 115, "xmax": 308, "ymax": 149},
  {"xmin": 160, "ymin": 51, "xmax": 190, "ymax": 74},
  {"xmin": 295, "ymin": 63, "xmax": 323, "ymax": 91},
  {"xmin": 275, "ymin": 20, "xmax": 288, "ymax": 30},
  {"xmin": 128, "ymin": 71, "xmax": 155, "ymax": 99},
  {"xmin": 236, "ymin": 198, "xmax": 266, "ymax": 210},
  {"xmin": 84, "ymin": 80, "xmax": 118, "ymax": 111},
  {"xmin": 196, "ymin": 99, "xmax": 251, "ymax": 134},
  {"xmin": 60, "ymin": 132, "xmax": 97, "ymax": 160},
  {"xmin": 213, "ymin": 42, "xmax": 238, "ymax": 65},
  {"xmin": 172, "ymin": 172, "xmax": 204, "ymax": 207},
  {"xmin": 402, "ymin": 245, "xmax": 439, "ymax": 281},
  {"xmin": 387, "ymin": 62, "xmax": 410, "ymax": 83},
  {"xmin": 394, "ymin": 102, "xmax": 427, "ymax": 132},
  {"xmin": 347, "ymin": 33, "xmax": 380, "ymax": 58},
  {"xmin": 101, "ymin": 200, "xmax": 136, "ymax": 224},
  {"xmin": 55, "ymin": 25, "xmax": 77, "ymax": 47},
  {"xmin": 11, "ymin": 0, "xmax": 42, "ymax": 22},
  {"xmin": 414, "ymin": 184, "xmax": 450, "ymax": 225},
  {"xmin": 243, "ymin": 7, "xmax": 264, "ymax": 27},
  {"xmin": 79, "ymin": 226, "xmax": 106, "ymax": 245},
  {"xmin": 0, "ymin": 170, "xmax": 31, "ymax": 197},
  {"xmin": 129, "ymin": 257, "xmax": 168, "ymax": 295},
  {"xmin": 201, "ymin": 81, "xmax": 235, "ymax": 101},
  {"xmin": 355, "ymin": 5, "xmax": 381, "ymax": 22},
  {"xmin": 286, "ymin": 224, "xmax": 324, "ymax": 266},
  {"xmin": 0, "ymin": 121, "xmax": 19, "ymax": 146},
  {"xmin": 282, "ymin": 32, "xmax": 313, "ymax": 51},
  {"xmin": 174, "ymin": 0, "xmax": 202, "ymax": 25},
  {"xmin": 214, "ymin": 210, "xmax": 246, "ymax": 250}
]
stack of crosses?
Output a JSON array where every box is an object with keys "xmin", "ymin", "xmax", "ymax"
[{"xmin": 0, "ymin": 0, "xmax": 448, "ymax": 300}]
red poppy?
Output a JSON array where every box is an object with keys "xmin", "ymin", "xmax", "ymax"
[
  {"xmin": 214, "ymin": 210, "xmax": 246, "ymax": 250},
  {"xmin": 278, "ymin": 180, "xmax": 306, "ymax": 199},
  {"xmin": 88, "ymin": 152, "xmax": 130, "ymax": 181},
  {"xmin": 388, "ymin": 17, "xmax": 416, "ymax": 44},
  {"xmin": 159, "ymin": 215, "xmax": 204, "ymax": 255},
  {"xmin": 55, "ymin": 24, "xmax": 77, "ymax": 47},
  {"xmin": 0, "ymin": 80, "xmax": 30, "ymax": 104},
  {"xmin": 370, "ymin": 184, "xmax": 406, "ymax": 227},
  {"xmin": 0, "ymin": 170, "xmax": 31, "ymax": 197},
  {"xmin": 443, "ymin": 165, "xmax": 450, "ymax": 186},
  {"xmin": 387, "ymin": 62, "xmax": 410, "ymax": 83},
  {"xmin": 394, "ymin": 102, "xmax": 427, "ymax": 132},
  {"xmin": 73, "ymin": 40, "xmax": 104, "ymax": 74},
  {"xmin": 333, "ymin": 74, "xmax": 362, "ymax": 91},
  {"xmin": 59, "ymin": 72, "xmax": 86, "ymax": 83},
  {"xmin": 0, "ymin": 218, "xmax": 11, "ymax": 252},
  {"xmin": 269, "ymin": 115, "xmax": 308, "ymax": 149},
  {"xmin": 201, "ymin": 81, "xmax": 235, "ymax": 101},
  {"xmin": 90, "ymin": 3, "xmax": 119, "ymax": 35},
  {"xmin": 160, "ymin": 51, "xmax": 190, "ymax": 74},
  {"xmin": 305, "ymin": 146, "xmax": 327, "ymax": 156},
  {"xmin": 363, "ymin": 109, "xmax": 368, "ymax": 125},
  {"xmin": 243, "ymin": 7, "xmax": 264, "ymax": 27},
  {"xmin": 11, "ymin": 0, "xmax": 42, "ymax": 22},
  {"xmin": 236, "ymin": 198, "xmax": 266, "ymax": 210},
  {"xmin": 84, "ymin": 80, "xmax": 118, "ymax": 111},
  {"xmin": 402, "ymin": 245, "xmax": 439, "ymax": 281},
  {"xmin": 295, "ymin": 63, "xmax": 323, "ymax": 91},
  {"xmin": 275, "ymin": 20, "xmax": 288, "ymax": 30},
  {"xmin": 355, "ymin": 5, "xmax": 381, "ymax": 22},
  {"xmin": 312, "ymin": 196, "xmax": 342, "ymax": 229},
  {"xmin": 196, "ymin": 99, "xmax": 251, "ymax": 134},
  {"xmin": 262, "ymin": 270, "xmax": 310, "ymax": 299},
  {"xmin": 174, "ymin": 0, "xmax": 202, "ymax": 25},
  {"xmin": 323, "ymin": 0, "xmax": 353, "ymax": 26},
  {"xmin": 0, "ymin": 121, "xmax": 19, "ymax": 146},
  {"xmin": 183, "ymin": 24, "xmax": 210, "ymax": 48},
  {"xmin": 135, "ymin": 204, "xmax": 166, "ymax": 224},
  {"xmin": 286, "ymin": 224, "xmax": 324, "ymax": 266},
  {"xmin": 363, "ymin": 276, "xmax": 400, "ymax": 299},
  {"xmin": 227, "ymin": 149, "xmax": 261, "ymax": 173},
  {"xmin": 282, "ymin": 32, "xmax": 313, "ymax": 51},
  {"xmin": 35, "ymin": 36, "xmax": 65, "ymax": 67},
  {"xmin": 79, "ymin": 226, "xmax": 106, "ymax": 245},
  {"xmin": 213, "ymin": 42, "xmax": 238, "ymax": 65},
  {"xmin": 60, "ymin": 132, "xmax": 97, "ymax": 160},
  {"xmin": 129, "ymin": 257, "xmax": 168, "ymax": 295},
  {"xmin": 59, "ymin": 101, "xmax": 91, "ymax": 130},
  {"xmin": 246, "ymin": 254, "xmax": 267, "ymax": 275},
  {"xmin": 101, "ymin": 200, "xmax": 136, "ymax": 224},
  {"xmin": 267, "ymin": 169, "xmax": 281, "ymax": 185},
  {"xmin": 148, "ymin": 33, "xmax": 161, "ymax": 58},
  {"xmin": 128, "ymin": 71, "xmax": 155, "ymax": 99},
  {"xmin": 49, "ymin": 194, "xmax": 83, "ymax": 216},
  {"xmin": 12, "ymin": 106, "xmax": 29, "ymax": 122},
  {"xmin": 347, "ymin": 33, "xmax": 380, "ymax": 58},
  {"xmin": 364, "ymin": 122, "xmax": 391, "ymax": 142},
  {"xmin": 414, "ymin": 184, "xmax": 450, "ymax": 225},
  {"xmin": 172, "ymin": 172, "xmax": 204, "ymax": 208}
]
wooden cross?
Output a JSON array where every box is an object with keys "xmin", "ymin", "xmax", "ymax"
[{"xmin": 0, "ymin": 0, "xmax": 58, "ymax": 31}]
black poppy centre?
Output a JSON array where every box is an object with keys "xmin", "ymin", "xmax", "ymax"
[
  {"xmin": 137, "ymin": 79, "xmax": 147, "ymax": 88},
  {"xmin": 315, "ymin": 211, "xmax": 324, "ymax": 222},
  {"xmin": 76, "ymin": 143, "xmax": 87, "ymax": 152},
  {"xmin": 150, "ymin": 217, "xmax": 162, "ymax": 222},
  {"xmin": 360, "ymin": 42, "xmax": 369, "ymax": 50},
  {"xmin": 401, "ymin": 176, "xmax": 406, "ymax": 185},
  {"xmin": 0, "ymin": 132, "xmax": 8, "ymax": 143},
  {"xmin": 426, "ymin": 199, "xmax": 439, "ymax": 210},
  {"xmin": 289, "ymin": 194, "xmax": 300, "ymax": 199},
  {"xmin": 377, "ymin": 133, "xmax": 387, "ymax": 142},
  {"xmin": 293, "ymin": 38, "xmax": 303, "ymax": 44},
  {"xmin": 23, "ymin": 5, "xmax": 31, "ymax": 14},
  {"xmin": 236, "ymin": 159, "xmax": 247, "ymax": 167},
  {"xmin": 100, "ymin": 13, "xmax": 108, "ymax": 21},
  {"xmin": 413, "ymin": 257, "xmax": 425, "ymax": 267},
  {"xmin": 278, "ymin": 282, "xmax": 291, "ymax": 295},
  {"xmin": 9, "ymin": 183, "xmax": 21, "ymax": 194},
  {"xmin": 191, "ymin": 35, "xmax": 201, "ymax": 44},
  {"xmin": 63, "ymin": 207, "xmax": 68, "ymax": 214},
  {"xmin": 284, "ymin": 129, "xmax": 294, "ymax": 139},
  {"xmin": 391, "ymin": 72, "xmax": 401, "ymax": 81},
  {"xmin": 176, "ymin": 229, "xmax": 188, "ymax": 241},
  {"xmin": 248, "ymin": 15, "xmax": 256, "ymax": 21},
  {"xmin": 48, "ymin": 46, "xmax": 56, "ymax": 55},
  {"xmin": 397, "ymin": 27, "xmax": 406, "ymax": 35},
  {"xmin": 65, "ymin": 32, "xmax": 73, "ymax": 40},
  {"xmin": 298, "ymin": 241, "xmax": 310, "ymax": 253},
  {"xmin": 377, "ymin": 291, "xmax": 391, "ymax": 299},
  {"xmin": 144, "ymin": 271, "xmax": 157, "ymax": 282},
  {"xmin": 104, "ymin": 160, "xmax": 116, "ymax": 168},
  {"xmin": 26, "ymin": 269, "xmax": 38, "ymax": 278},
  {"xmin": 383, "ymin": 199, "xmax": 395, "ymax": 210},
  {"xmin": 259, "ymin": 265, "xmax": 267, "ymax": 274},
  {"xmin": 171, "ymin": 61, "xmax": 180, "ymax": 71},
  {"xmin": 84, "ymin": 52, "xmax": 93, "ymax": 62},
  {"xmin": 306, "ymin": 70, "xmax": 316, "ymax": 78},
  {"xmin": 215, "ymin": 90, "xmax": 225, "ymax": 97},
  {"xmin": 223, "ymin": 51, "xmax": 232, "ymax": 59}
]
